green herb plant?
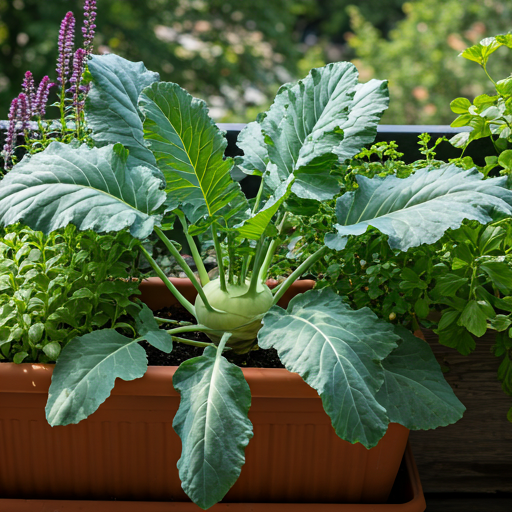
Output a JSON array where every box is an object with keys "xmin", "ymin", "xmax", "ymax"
[
  {"xmin": 3, "ymin": 52, "xmax": 512, "ymax": 509},
  {"xmin": 449, "ymin": 33, "xmax": 512, "ymax": 175},
  {"xmin": 0, "ymin": 225, "xmax": 141, "ymax": 363}
]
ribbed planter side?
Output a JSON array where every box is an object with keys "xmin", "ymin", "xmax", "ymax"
[{"xmin": 0, "ymin": 278, "xmax": 409, "ymax": 504}]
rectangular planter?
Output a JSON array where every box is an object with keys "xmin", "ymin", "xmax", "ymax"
[
  {"xmin": 0, "ymin": 362, "xmax": 409, "ymax": 504},
  {"xmin": 0, "ymin": 443, "xmax": 423, "ymax": 511}
]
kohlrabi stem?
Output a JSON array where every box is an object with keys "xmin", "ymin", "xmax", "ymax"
[
  {"xmin": 258, "ymin": 212, "xmax": 289, "ymax": 282},
  {"xmin": 154, "ymin": 226, "xmax": 216, "ymax": 313},
  {"xmin": 271, "ymin": 246, "xmax": 327, "ymax": 306},
  {"xmin": 211, "ymin": 223, "xmax": 227, "ymax": 292},
  {"xmin": 176, "ymin": 211, "xmax": 209, "ymax": 286},
  {"xmin": 166, "ymin": 324, "xmax": 224, "ymax": 336},
  {"xmin": 216, "ymin": 332, "xmax": 232, "ymax": 354},
  {"xmin": 249, "ymin": 236, "xmax": 268, "ymax": 294},
  {"xmin": 252, "ymin": 178, "xmax": 265, "ymax": 214},
  {"xmin": 173, "ymin": 336, "xmax": 215, "ymax": 348},
  {"xmin": 227, "ymin": 233, "xmax": 235, "ymax": 285},
  {"xmin": 155, "ymin": 317, "xmax": 193, "ymax": 326},
  {"xmin": 240, "ymin": 254, "xmax": 250, "ymax": 283},
  {"xmin": 140, "ymin": 245, "xmax": 196, "ymax": 317}
]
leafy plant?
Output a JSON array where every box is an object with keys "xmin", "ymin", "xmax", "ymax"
[{"xmin": 4, "ymin": 51, "xmax": 512, "ymax": 508}]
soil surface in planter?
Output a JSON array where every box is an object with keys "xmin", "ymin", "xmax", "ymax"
[{"xmin": 144, "ymin": 304, "xmax": 285, "ymax": 368}]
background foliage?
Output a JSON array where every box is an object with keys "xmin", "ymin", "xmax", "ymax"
[{"xmin": 2, "ymin": 0, "xmax": 511, "ymax": 124}]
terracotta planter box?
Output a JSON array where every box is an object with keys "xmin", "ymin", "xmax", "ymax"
[
  {"xmin": 0, "ymin": 445, "xmax": 425, "ymax": 511},
  {"xmin": 0, "ymin": 278, "xmax": 412, "ymax": 507}
]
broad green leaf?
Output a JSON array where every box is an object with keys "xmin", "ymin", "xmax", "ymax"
[
  {"xmin": 46, "ymin": 329, "xmax": 148, "ymax": 426},
  {"xmin": 173, "ymin": 345, "xmax": 253, "ymax": 509},
  {"xmin": 235, "ymin": 119, "xmax": 269, "ymax": 176},
  {"xmin": 139, "ymin": 82, "xmax": 240, "ymax": 216},
  {"xmin": 0, "ymin": 143, "xmax": 166, "ymax": 239},
  {"xmin": 86, "ymin": 54, "xmax": 161, "ymax": 174},
  {"xmin": 376, "ymin": 326, "xmax": 465, "ymax": 430},
  {"xmin": 332, "ymin": 79, "xmax": 390, "ymax": 162},
  {"xmin": 135, "ymin": 303, "xmax": 173, "ymax": 353},
  {"xmin": 450, "ymin": 97, "xmax": 472, "ymax": 114},
  {"xmin": 42, "ymin": 341, "xmax": 61, "ymax": 360},
  {"xmin": 238, "ymin": 63, "xmax": 388, "ymax": 203},
  {"xmin": 258, "ymin": 288, "xmax": 399, "ymax": 448},
  {"xmin": 325, "ymin": 164, "xmax": 512, "ymax": 252}
]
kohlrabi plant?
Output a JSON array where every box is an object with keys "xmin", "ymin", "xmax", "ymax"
[{"xmin": 2, "ymin": 53, "xmax": 512, "ymax": 509}]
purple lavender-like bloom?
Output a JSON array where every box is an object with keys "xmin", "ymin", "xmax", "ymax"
[
  {"xmin": 21, "ymin": 71, "xmax": 36, "ymax": 116},
  {"xmin": 2, "ymin": 97, "xmax": 19, "ymax": 170},
  {"xmin": 33, "ymin": 76, "xmax": 55, "ymax": 117},
  {"xmin": 70, "ymin": 48, "xmax": 87, "ymax": 116},
  {"xmin": 56, "ymin": 12, "xmax": 76, "ymax": 88},
  {"xmin": 82, "ymin": 0, "xmax": 97, "ymax": 56},
  {"xmin": 17, "ymin": 93, "xmax": 30, "ymax": 132}
]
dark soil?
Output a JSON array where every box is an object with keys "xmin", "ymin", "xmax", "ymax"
[{"xmin": 144, "ymin": 304, "xmax": 285, "ymax": 369}]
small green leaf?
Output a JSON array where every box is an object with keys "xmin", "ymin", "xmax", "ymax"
[
  {"xmin": 135, "ymin": 303, "xmax": 173, "ymax": 353},
  {"xmin": 43, "ymin": 341, "xmax": 61, "ymax": 361},
  {"xmin": 13, "ymin": 351, "xmax": 29, "ymax": 364},
  {"xmin": 460, "ymin": 38, "xmax": 502, "ymax": 66},
  {"xmin": 450, "ymin": 98, "xmax": 472, "ymax": 114},
  {"xmin": 480, "ymin": 261, "xmax": 512, "ymax": 294},
  {"xmin": 460, "ymin": 300, "xmax": 488, "ymax": 337},
  {"xmin": 490, "ymin": 315, "xmax": 512, "ymax": 332},
  {"xmin": 414, "ymin": 298, "xmax": 429, "ymax": 319},
  {"xmin": 28, "ymin": 322, "xmax": 44, "ymax": 344},
  {"xmin": 433, "ymin": 274, "xmax": 468, "ymax": 297},
  {"xmin": 499, "ymin": 150, "xmax": 512, "ymax": 171}
]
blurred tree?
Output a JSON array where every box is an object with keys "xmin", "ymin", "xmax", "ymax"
[
  {"xmin": 0, "ymin": 0, "xmax": 312, "ymax": 121},
  {"xmin": 345, "ymin": 0, "xmax": 512, "ymax": 124}
]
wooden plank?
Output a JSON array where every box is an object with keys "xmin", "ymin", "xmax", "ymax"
[
  {"xmin": 425, "ymin": 494, "xmax": 512, "ymax": 512},
  {"xmin": 409, "ymin": 330, "xmax": 512, "ymax": 493}
]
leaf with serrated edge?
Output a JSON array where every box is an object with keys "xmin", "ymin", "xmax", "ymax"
[
  {"xmin": 46, "ymin": 329, "xmax": 147, "ymax": 426},
  {"xmin": 86, "ymin": 54, "xmax": 161, "ymax": 175},
  {"xmin": 258, "ymin": 288, "xmax": 399, "ymax": 447},
  {"xmin": 376, "ymin": 326, "xmax": 465, "ymax": 430},
  {"xmin": 140, "ymin": 82, "xmax": 241, "ymax": 216},
  {"xmin": 173, "ymin": 345, "xmax": 253, "ymax": 509},
  {"xmin": 325, "ymin": 164, "xmax": 512, "ymax": 252},
  {"xmin": 0, "ymin": 143, "xmax": 166, "ymax": 239}
]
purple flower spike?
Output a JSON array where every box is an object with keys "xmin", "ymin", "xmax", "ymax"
[
  {"xmin": 82, "ymin": 0, "xmax": 97, "ymax": 56},
  {"xmin": 56, "ymin": 12, "xmax": 76, "ymax": 88},
  {"xmin": 17, "ymin": 93, "xmax": 30, "ymax": 132},
  {"xmin": 33, "ymin": 76, "xmax": 55, "ymax": 117},
  {"xmin": 21, "ymin": 71, "xmax": 36, "ymax": 116},
  {"xmin": 70, "ymin": 48, "xmax": 87, "ymax": 116},
  {"xmin": 2, "ymin": 97, "xmax": 19, "ymax": 170}
]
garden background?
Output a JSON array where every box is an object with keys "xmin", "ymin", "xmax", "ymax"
[{"xmin": 1, "ymin": 0, "xmax": 512, "ymax": 125}]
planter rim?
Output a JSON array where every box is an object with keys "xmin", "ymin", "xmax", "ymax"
[{"xmin": 0, "ymin": 361, "xmax": 320, "ymax": 398}]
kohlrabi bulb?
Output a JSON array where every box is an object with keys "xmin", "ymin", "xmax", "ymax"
[{"xmin": 195, "ymin": 278, "xmax": 273, "ymax": 353}]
